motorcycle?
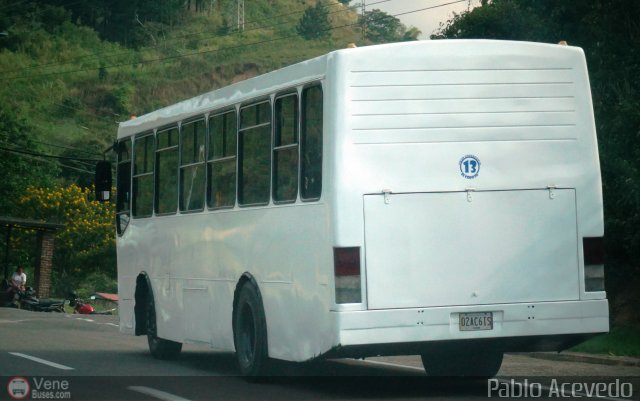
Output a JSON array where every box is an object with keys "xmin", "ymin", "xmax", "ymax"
[
  {"xmin": 16, "ymin": 287, "xmax": 65, "ymax": 312},
  {"xmin": 69, "ymin": 293, "xmax": 116, "ymax": 315}
]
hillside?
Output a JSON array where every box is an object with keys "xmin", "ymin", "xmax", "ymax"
[{"xmin": 0, "ymin": 0, "xmax": 361, "ymax": 165}]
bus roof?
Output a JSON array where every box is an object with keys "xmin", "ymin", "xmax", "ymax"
[{"xmin": 117, "ymin": 40, "xmax": 583, "ymax": 139}]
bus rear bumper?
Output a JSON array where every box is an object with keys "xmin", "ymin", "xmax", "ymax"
[{"xmin": 332, "ymin": 299, "xmax": 608, "ymax": 355}]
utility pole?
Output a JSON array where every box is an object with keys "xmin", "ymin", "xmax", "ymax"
[
  {"xmin": 361, "ymin": 0, "xmax": 366, "ymax": 41},
  {"xmin": 237, "ymin": 0, "xmax": 245, "ymax": 31}
]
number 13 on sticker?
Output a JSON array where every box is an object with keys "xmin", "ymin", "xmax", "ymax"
[{"xmin": 459, "ymin": 155, "xmax": 481, "ymax": 179}]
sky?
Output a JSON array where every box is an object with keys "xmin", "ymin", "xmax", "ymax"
[{"xmin": 363, "ymin": 0, "xmax": 480, "ymax": 39}]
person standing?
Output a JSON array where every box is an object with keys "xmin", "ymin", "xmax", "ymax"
[{"xmin": 10, "ymin": 266, "xmax": 26, "ymax": 292}]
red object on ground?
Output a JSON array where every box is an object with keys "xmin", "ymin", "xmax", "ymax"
[{"xmin": 77, "ymin": 303, "xmax": 95, "ymax": 314}]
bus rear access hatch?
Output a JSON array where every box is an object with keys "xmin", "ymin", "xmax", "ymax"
[{"xmin": 363, "ymin": 189, "xmax": 580, "ymax": 310}]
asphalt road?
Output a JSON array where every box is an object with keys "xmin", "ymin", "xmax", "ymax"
[{"xmin": 0, "ymin": 308, "xmax": 638, "ymax": 401}]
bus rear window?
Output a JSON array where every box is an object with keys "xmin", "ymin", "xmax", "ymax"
[{"xmin": 301, "ymin": 86, "xmax": 323, "ymax": 200}]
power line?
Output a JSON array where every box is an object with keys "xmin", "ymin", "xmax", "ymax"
[
  {"xmin": 3, "ymin": 0, "xmax": 459, "ymax": 82},
  {"xmin": 29, "ymin": 138, "xmax": 103, "ymax": 157},
  {"xmin": 42, "ymin": 97, "xmax": 120, "ymax": 122},
  {"xmin": 0, "ymin": 144, "xmax": 103, "ymax": 162},
  {"xmin": 18, "ymin": 85, "xmax": 120, "ymax": 124},
  {"xmin": 1, "ymin": 0, "xmax": 385, "ymax": 76},
  {"xmin": 0, "ymin": 146, "xmax": 94, "ymax": 176}
]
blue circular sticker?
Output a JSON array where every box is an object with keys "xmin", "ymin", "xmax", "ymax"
[{"xmin": 459, "ymin": 155, "xmax": 481, "ymax": 179}]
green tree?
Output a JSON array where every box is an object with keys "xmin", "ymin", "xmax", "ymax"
[
  {"xmin": 0, "ymin": 105, "xmax": 58, "ymax": 215},
  {"xmin": 430, "ymin": 1, "xmax": 551, "ymax": 41},
  {"xmin": 402, "ymin": 26, "xmax": 422, "ymax": 41},
  {"xmin": 361, "ymin": 9, "xmax": 407, "ymax": 44},
  {"xmin": 297, "ymin": 2, "xmax": 331, "ymax": 40}
]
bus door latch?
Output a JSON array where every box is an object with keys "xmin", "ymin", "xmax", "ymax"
[
  {"xmin": 547, "ymin": 185, "xmax": 557, "ymax": 200},
  {"xmin": 466, "ymin": 188, "xmax": 475, "ymax": 203},
  {"xmin": 382, "ymin": 189, "xmax": 392, "ymax": 204}
]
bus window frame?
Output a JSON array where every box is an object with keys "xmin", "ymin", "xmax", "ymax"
[
  {"xmin": 300, "ymin": 83, "xmax": 323, "ymax": 203},
  {"xmin": 207, "ymin": 107, "xmax": 238, "ymax": 210},
  {"xmin": 179, "ymin": 117, "xmax": 207, "ymax": 214},
  {"xmin": 238, "ymin": 98, "xmax": 272, "ymax": 208},
  {"xmin": 132, "ymin": 132, "xmax": 155, "ymax": 219},
  {"xmin": 116, "ymin": 137, "xmax": 132, "ymax": 235},
  {"xmin": 272, "ymin": 91, "xmax": 299, "ymax": 205},
  {"xmin": 154, "ymin": 125, "xmax": 180, "ymax": 216}
]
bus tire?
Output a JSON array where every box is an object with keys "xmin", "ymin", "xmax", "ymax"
[
  {"xmin": 420, "ymin": 346, "xmax": 503, "ymax": 377},
  {"xmin": 233, "ymin": 282, "xmax": 269, "ymax": 377},
  {"xmin": 146, "ymin": 293, "xmax": 182, "ymax": 360}
]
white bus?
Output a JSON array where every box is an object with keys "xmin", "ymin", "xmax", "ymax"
[{"xmin": 111, "ymin": 40, "xmax": 608, "ymax": 377}]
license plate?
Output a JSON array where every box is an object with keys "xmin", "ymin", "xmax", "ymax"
[{"xmin": 459, "ymin": 312, "xmax": 493, "ymax": 331}]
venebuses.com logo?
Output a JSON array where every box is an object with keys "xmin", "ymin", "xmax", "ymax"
[
  {"xmin": 6, "ymin": 376, "xmax": 72, "ymax": 400},
  {"xmin": 7, "ymin": 377, "xmax": 30, "ymax": 400}
]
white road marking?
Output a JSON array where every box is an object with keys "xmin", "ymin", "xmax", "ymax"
[
  {"xmin": 359, "ymin": 359, "xmax": 425, "ymax": 372},
  {"xmin": 77, "ymin": 318, "xmax": 95, "ymax": 322},
  {"xmin": 100, "ymin": 322, "xmax": 119, "ymax": 327},
  {"xmin": 0, "ymin": 319, "xmax": 32, "ymax": 324},
  {"xmin": 128, "ymin": 386, "xmax": 192, "ymax": 401},
  {"xmin": 8, "ymin": 352, "xmax": 74, "ymax": 370}
]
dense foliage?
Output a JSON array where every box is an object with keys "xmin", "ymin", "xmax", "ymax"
[
  {"xmin": 433, "ymin": 0, "xmax": 640, "ymax": 323},
  {"xmin": 361, "ymin": 9, "xmax": 421, "ymax": 43},
  {"xmin": 1, "ymin": 0, "xmax": 191, "ymax": 47},
  {"xmin": 0, "ymin": 105, "xmax": 58, "ymax": 215},
  {"xmin": 297, "ymin": 2, "xmax": 332, "ymax": 40}
]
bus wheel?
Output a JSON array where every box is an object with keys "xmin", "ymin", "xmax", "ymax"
[
  {"xmin": 233, "ymin": 283, "xmax": 269, "ymax": 377},
  {"xmin": 420, "ymin": 346, "xmax": 503, "ymax": 377},
  {"xmin": 146, "ymin": 294, "xmax": 182, "ymax": 359}
]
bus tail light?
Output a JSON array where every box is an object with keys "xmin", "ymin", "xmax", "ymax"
[
  {"xmin": 334, "ymin": 247, "xmax": 362, "ymax": 304},
  {"xmin": 583, "ymin": 237, "xmax": 605, "ymax": 292}
]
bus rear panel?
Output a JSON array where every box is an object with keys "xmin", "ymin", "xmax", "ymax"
[{"xmin": 327, "ymin": 40, "xmax": 607, "ymax": 359}]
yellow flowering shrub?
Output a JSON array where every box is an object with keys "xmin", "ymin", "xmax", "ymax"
[{"xmin": 18, "ymin": 184, "xmax": 116, "ymax": 289}]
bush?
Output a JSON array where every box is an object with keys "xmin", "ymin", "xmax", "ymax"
[{"xmin": 297, "ymin": 3, "xmax": 331, "ymax": 40}]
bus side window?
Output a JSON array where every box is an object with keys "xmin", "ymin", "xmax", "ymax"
[
  {"xmin": 132, "ymin": 134, "xmax": 154, "ymax": 218},
  {"xmin": 116, "ymin": 138, "xmax": 131, "ymax": 234},
  {"xmin": 273, "ymin": 93, "xmax": 299, "ymax": 203},
  {"xmin": 238, "ymin": 101, "xmax": 271, "ymax": 206},
  {"xmin": 179, "ymin": 119, "xmax": 206, "ymax": 212},
  {"xmin": 155, "ymin": 127, "xmax": 179, "ymax": 215},
  {"xmin": 208, "ymin": 110, "xmax": 237, "ymax": 208},
  {"xmin": 301, "ymin": 85, "xmax": 323, "ymax": 200}
]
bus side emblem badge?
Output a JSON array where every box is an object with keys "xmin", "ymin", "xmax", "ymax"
[{"xmin": 459, "ymin": 155, "xmax": 481, "ymax": 179}]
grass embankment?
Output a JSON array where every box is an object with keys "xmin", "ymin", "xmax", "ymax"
[
  {"xmin": 0, "ymin": 0, "xmax": 360, "ymax": 152},
  {"xmin": 571, "ymin": 326, "xmax": 640, "ymax": 357}
]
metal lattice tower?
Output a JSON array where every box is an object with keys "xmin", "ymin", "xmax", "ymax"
[
  {"xmin": 237, "ymin": 0, "xmax": 245, "ymax": 31},
  {"xmin": 361, "ymin": 0, "xmax": 366, "ymax": 41}
]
